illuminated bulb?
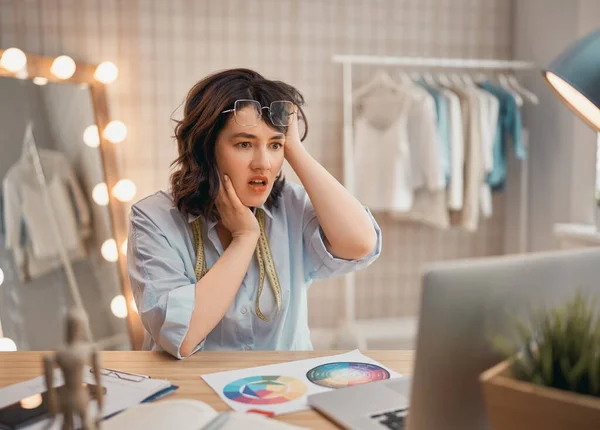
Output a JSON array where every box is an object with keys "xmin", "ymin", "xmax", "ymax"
[
  {"xmin": 121, "ymin": 239, "xmax": 128, "ymax": 255},
  {"xmin": 101, "ymin": 239, "xmax": 118, "ymax": 262},
  {"xmin": 15, "ymin": 69, "xmax": 28, "ymax": 80},
  {"xmin": 50, "ymin": 55, "xmax": 76, "ymax": 79},
  {"xmin": 0, "ymin": 337, "xmax": 17, "ymax": 351},
  {"xmin": 0, "ymin": 47, "xmax": 27, "ymax": 72},
  {"xmin": 33, "ymin": 76, "xmax": 48, "ymax": 86},
  {"xmin": 112, "ymin": 179, "xmax": 136, "ymax": 202},
  {"xmin": 103, "ymin": 120, "xmax": 127, "ymax": 143},
  {"xmin": 20, "ymin": 394, "xmax": 43, "ymax": 409},
  {"xmin": 94, "ymin": 61, "xmax": 119, "ymax": 84},
  {"xmin": 130, "ymin": 298, "xmax": 138, "ymax": 314},
  {"xmin": 92, "ymin": 183, "xmax": 109, "ymax": 206},
  {"xmin": 83, "ymin": 125, "xmax": 100, "ymax": 148},
  {"xmin": 110, "ymin": 295, "xmax": 128, "ymax": 318},
  {"xmin": 0, "ymin": 267, "xmax": 4, "ymax": 286}
]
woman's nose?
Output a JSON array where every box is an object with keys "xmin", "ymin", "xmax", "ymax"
[{"xmin": 250, "ymin": 147, "xmax": 271, "ymax": 171}]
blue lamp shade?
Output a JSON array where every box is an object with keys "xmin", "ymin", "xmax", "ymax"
[{"xmin": 542, "ymin": 28, "xmax": 600, "ymax": 132}]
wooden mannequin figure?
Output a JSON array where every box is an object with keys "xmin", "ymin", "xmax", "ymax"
[{"xmin": 43, "ymin": 308, "xmax": 104, "ymax": 430}]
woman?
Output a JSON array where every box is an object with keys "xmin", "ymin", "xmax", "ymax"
[{"xmin": 128, "ymin": 68, "xmax": 382, "ymax": 358}]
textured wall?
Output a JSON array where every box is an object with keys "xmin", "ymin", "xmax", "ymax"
[{"xmin": 0, "ymin": 0, "xmax": 513, "ymax": 332}]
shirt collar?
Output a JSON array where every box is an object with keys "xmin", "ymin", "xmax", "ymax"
[{"xmin": 187, "ymin": 204, "xmax": 274, "ymax": 228}]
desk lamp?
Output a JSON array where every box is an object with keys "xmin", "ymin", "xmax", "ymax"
[{"xmin": 542, "ymin": 28, "xmax": 600, "ymax": 229}]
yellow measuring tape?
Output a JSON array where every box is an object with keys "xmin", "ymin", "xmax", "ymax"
[{"xmin": 191, "ymin": 209, "xmax": 281, "ymax": 321}]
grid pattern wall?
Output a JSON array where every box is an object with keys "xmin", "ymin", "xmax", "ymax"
[{"xmin": 0, "ymin": 0, "xmax": 512, "ymax": 329}]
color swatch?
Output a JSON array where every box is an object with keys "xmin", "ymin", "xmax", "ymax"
[
  {"xmin": 223, "ymin": 375, "xmax": 307, "ymax": 405},
  {"xmin": 306, "ymin": 362, "xmax": 390, "ymax": 389}
]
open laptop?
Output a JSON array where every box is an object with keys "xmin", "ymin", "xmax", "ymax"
[{"xmin": 308, "ymin": 248, "xmax": 600, "ymax": 429}]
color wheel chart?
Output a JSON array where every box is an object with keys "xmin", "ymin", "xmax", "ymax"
[
  {"xmin": 223, "ymin": 375, "xmax": 307, "ymax": 405},
  {"xmin": 306, "ymin": 362, "xmax": 391, "ymax": 389}
]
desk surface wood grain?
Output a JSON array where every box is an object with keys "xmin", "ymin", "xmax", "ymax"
[{"xmin": 0, "ymin": 350, "xmax": 413, "ymax": 429}]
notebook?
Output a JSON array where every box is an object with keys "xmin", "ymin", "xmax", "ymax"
[
  {"xmin": 103, "ymin": 399, "xmax": 306, "ymax": 430},
  {"xmin": 0, "ymin": 366, "xmax": 177, "ymax": 429}
]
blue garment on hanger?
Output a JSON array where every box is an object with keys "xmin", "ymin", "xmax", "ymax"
[
  {"xmin": 420, "ymin": 83, "xmax": 451, "ymax": 185},
  {"xmin": 478, "ymin": 82, "xmax": 526, "ymax": 190}
]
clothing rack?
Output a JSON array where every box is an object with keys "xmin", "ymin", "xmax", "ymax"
[{"xmin": 330, "ymin": 54, "xmax": 537, "ymax": 349}]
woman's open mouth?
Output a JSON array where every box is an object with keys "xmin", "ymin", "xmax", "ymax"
[{"xmin": 248, "ymin": 176, "xmax": 268, "ymax": 193}]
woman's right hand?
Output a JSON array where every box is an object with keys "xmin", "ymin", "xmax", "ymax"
[{"xmin": 216, "ymin": 174, "xmax": 260, "ymax": 239}]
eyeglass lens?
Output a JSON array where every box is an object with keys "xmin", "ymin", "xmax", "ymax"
[{"xmin": 233, "ymin": 100, "xmax": 294, "ymax": 127}]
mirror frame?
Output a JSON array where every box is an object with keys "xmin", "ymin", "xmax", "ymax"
[{"xmin": 0, "ymin": 49, "xmax": 145, "ymax": 350}]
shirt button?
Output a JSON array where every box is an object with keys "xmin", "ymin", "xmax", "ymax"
[{"xmin": 240, "ymin": 307, "xmax": 247, "ymax": 315}]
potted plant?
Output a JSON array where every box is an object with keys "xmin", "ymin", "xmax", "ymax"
[{"xmin": 480, "ymin": 292, "xmax": 600, "ymax": 430}]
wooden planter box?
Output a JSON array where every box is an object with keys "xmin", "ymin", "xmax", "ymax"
[{"xmin": 479, "ymin": 359, "xmax": 600, "ymax": 430}]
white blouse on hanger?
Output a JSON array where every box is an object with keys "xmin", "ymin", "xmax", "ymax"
[
  {"xmin": 3, "ymin": 148, "xmax": 91, "ymax": 281},
  {"xmin": 353, "ymin": 85, "xmax": 414, "ymax": 212}
]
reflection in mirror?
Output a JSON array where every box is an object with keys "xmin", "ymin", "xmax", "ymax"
[{"xmin": 0, "ymin": 76, "xmax": 128, "ymax": 350}]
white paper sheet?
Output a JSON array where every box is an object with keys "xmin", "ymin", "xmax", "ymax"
[
  {"xmin": 201, "ymin": 349, "xmax": 402, "ymax": 416},
  {"xmin": 0, "ymin": 366, "xmax": 172, "ymax": 429}
]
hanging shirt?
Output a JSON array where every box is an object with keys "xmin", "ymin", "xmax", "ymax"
[
  {"xmin": 405, "ymin": 86, "xmax": 446, "ymax": 191},
  {"xmin": 0, "ymin": 190, "xmax": 4, "ymax": 237},
  {"xmin": 353, "ymin": 85, "xmax": 415, "ymax": 212},
  {"xmin": 473, "ymin": 88, "xmax": 500, "ymax": 219},
  {"xmin": 449, "ymin": 87, "xmax": 484, "ymax": 232},
  {"xmin": 439, "ymin": 88, "xmax": 465, "ymax": 211},
  {"xmin": 127, "ymin": 182, "xmax": 382, "ymax": 358},
  {"xmin": 478, "ymin": 82, "xmax": 526, "ymax": 190},
  {"xmin": 3, "ymin": 149, "xmax": 91, "ymax": 281},
  {"xmin": 420, "ymin": 84, "xmax": 451, "ymax": 185}
]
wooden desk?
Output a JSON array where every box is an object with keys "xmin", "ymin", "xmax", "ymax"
[{"xmin": 0, "ymin": 350, "xmax": 413, "ymax": 429}]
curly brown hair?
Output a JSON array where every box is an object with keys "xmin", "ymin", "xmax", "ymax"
[{"xmin": 170, "ymin": 68, "xmax": 308, "ymax": 221}]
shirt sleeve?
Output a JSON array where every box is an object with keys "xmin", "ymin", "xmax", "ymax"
[
  {"xmin": 300, "ymin": 191, "xmax": 382, "ymax": 281},
  {"xmin": 2, "ymin": 175, "xmax": 22, "ymax": 251},
  {"xmin": 128, "ymin": 206, "xmax": 204, "ymax": 359}
]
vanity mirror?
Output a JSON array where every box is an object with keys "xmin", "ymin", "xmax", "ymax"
[{"xmin": 0, "ymin": 50, "xmax": 144, "ymax": 351}]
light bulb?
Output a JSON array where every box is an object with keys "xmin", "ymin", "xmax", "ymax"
[
  {"xmin": 15, "ymin": 69, "xmax": 28, "ymax": 80},
  {"xmin": 0, "ymin": 267, "xmax": 4, "ymax": 286},
  {"xmin": 92, "ymin": 183, "xmax": 109, "ymax": 206},
  {"xmin": 20, "ymin": 394, "xmax": 43, "ymax": 409},
  {"xmin": 33, "ymin": 76, "xmax": 48, "ymax": 86},
  {"xmin": 101, "ymin": 239, "xmax": 118, "ymax": 262},
  {"xmin": 110, "ymin": 295, "xmax": 128, "ymax": 318},
  {"xmin": 50, "ymin": 55, "xmax": 76, "ymax": 79},
  {"xmin": 103, "ymin": 121, "xmax": 127, "ymax": 144},
  {"xmin": 120, "ymin": 239, "xmax": 128, "ymax": 255},
  {"xmin": 94, "ymin": 61, "xmax": 119, "ymax": 84},
  {"xmin": 0, "ymin": 48, "xmax": 27, "ymax": 72},
  {"xmin": 130, "ymin": 298, "xmax": 138, "ymax": 314},
  {"xmin": 83, "ymin": 125, "xmax": 100, "ymax": 148},
  {"xmin": 0, "ymin": 337, "xmax": 17, "ymax": 352},
  {"xmin": 112, "ymin": 179, "xmax": 136, "ymax": 202}
]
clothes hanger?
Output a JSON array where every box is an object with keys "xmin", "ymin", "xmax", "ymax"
[
  {"xmin": 450, "ymin": 72, "xmax": 466, "ymax": 87},
  {"xmin": 473, "ymin": 72, "xmax": 488, "ymax": 85},
  {"xmin": 507, "ymin": 74, "xmax": 539, "ymax": 105},
  {"xmin": 461, "ymin": 72, "xmax": 476, "ymax": 87},
  {"xmin": 436, "ymin": 72, "xmax": 454, "ymax": 88},
  {"xmin": 409, "ymin": 71, "xmax": 421, "ymax": 82},
  {"xmin": 352, "ymin": 69, "xmax": 401, "ymax": 101},
  {"xmin": 497, "ymin": 73, "xmax": 524, "ymax": 107},
  {"xmin": 398, "ymin": 69, "xmax": 414, "ymax": 85},
  {"xmin": 423, "ymin": 71, "xmax": 438, "ymax": 87}
]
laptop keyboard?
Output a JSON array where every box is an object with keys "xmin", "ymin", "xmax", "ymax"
[{"xmin": 370, "ymin": 408, "xmax": 408, "ymax": 429}]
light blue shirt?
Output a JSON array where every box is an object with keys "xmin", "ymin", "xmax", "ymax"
[
  {"xmin": 420, "ymin": 84, "xmax": 451, "ymax": 185},
  {"xmin": 127, "ymin": 181, "xmax": 382, "ymax": 358},
  {"xmin": 478, "ymin": 82, "xmax": 526, "ymax": 190}
]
